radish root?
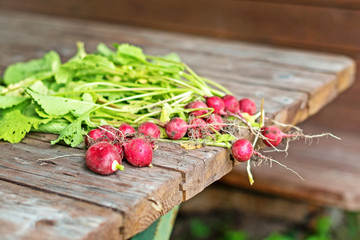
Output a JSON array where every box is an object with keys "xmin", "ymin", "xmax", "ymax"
[{"xmin": 253, "ymin": 151, "xmax": 304, "ymax": 180}]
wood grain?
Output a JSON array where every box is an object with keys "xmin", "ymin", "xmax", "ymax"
[
  {"xmin": 0, "ymin": 181, "xmax": 123, "ymax": 240},
  {"xmin": 0, "ymin": 138, "xmax": 183, "ymax": 238},
  {"xmin": 2, "ymin": 0, "xmax": 360, "ymax": 56},
  {"xmin": 0, "ymin": 9, "xmax": 355, "ymax": 239}
]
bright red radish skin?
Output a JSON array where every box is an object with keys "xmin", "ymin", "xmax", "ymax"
[
  {"xmin": 85, "ymin": 141, "xmax": 124, "ymax": 175},
  {"xmin": 118, "ymin": 123, "xmax": 135, "ymax": 137},
  {"xmin": 239, "ymin": 98, "xmax": 256, "ymax": 115},
  {"xmin": 165, "ymin": 117, "xmax": 188, "ymax": 140},
  {"xmin": 205, "ymin": 114, "xmax": 224, "ymax": 132},
  {"xmin": 100, "ymin": 125, "xmax": 119, "ymax": 141},
  {"xmin": 205, "ymin": 96, "xmax": 227, "ymax": 115},
  {"xmin": 187, "ymin": 118, "xmax": 207, "ymax": 139},
  {"xmin": 185, "ymin": 101, "xmax": 208, "ymax": 117},
  {"xmin": 231, "ymin": 139, "xmax": 253, "ymax": 162},
  {"xmin": 138, "ymin": 122, "xmax": 161, "ymax": 139},
  {"xmin": 222, "ymin": 95, "xmax": 239, "ymax": 114},
  {"xmin": 85, "ymin": 128, "xmax": 104, "ymax": 147},
  {"xmin": 261, "ymin": 125, "xmax": 300, "ymax": 147},
  {"xmin": 124, "ymin": 138, "xmax": 153, "ymax": 167},
  {"xmin": 113, "ymin": 142, "xmax": 124, "ymax": 159}
]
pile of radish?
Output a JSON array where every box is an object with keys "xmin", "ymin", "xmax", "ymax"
[
  {"xmin": 84, "ymin": 91, "xmax": 337, "ymax": 184},
  {"xmin": 165, "ymin": 95, "xmax": 261, "ymax": 163},
  {"xmin": 84, "ymin": 95, "xmax": 263, "ymax": 175},
  {"xmin": 84, "ymin": 94, "xmax": 261, "ymax": 175},
  {"xmin": 85, "ymin": 122, "xmax": 160, "ymax": 175}
]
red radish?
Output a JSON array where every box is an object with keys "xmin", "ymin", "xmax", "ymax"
[
  {"xmin": 261, "ymin": 125, "xmax": 338, "ymax": 148},
  {"xmin": 239, "ymin": 98, "xmax": 256, "ymax": 115},
  {"xmin": 118, "ymin": 123, "xmax": 135, "ymax": 137},
  {"xmin": 261, "ymin": 126, "xmax": 283, "ymax": 147},
  {"xmin": 137, "ymin": 122, "xmax": 160, "ymax": 139},
  {"xmin": 165, "ymin": 117, "xmax": 188, "ymax": 140},
  {"xmin": 231, "ymin": 139, "xmax": 253, "ymax": 162},
  {"xmin": 124, "ymin": 138, "xmax": 153, "ymax": 167},
  {"xmin": 85, "ymin": 141, "xmax": 124, "ymax": 175},
  {"xmin": 222, "ymin": 95, "xmax": 239, "ymax": 114},
  {"xmin": 85, "ymin": 128, "xmax": 104, "ymax": 147},
  {"xmin": 100, "ymin": 125, "xmax": 119, "ymax": 141},
  {"xmin": 187, "ymin": 118, "xmax": 207, "ymax": 139},
  {"xmin": 113, "ymin": 142, "xmax": 124, "ymax": 159},
  {"xmin": 205, "ymin": 114, "xmax": 224, "ymax": 132},
  {"xmin": 205, "ymin": 96, "xmax": 227, "ymax": 115},
  {"xmin": 185, "ymin": 101, "xmax": 208, "ymax": 117}
]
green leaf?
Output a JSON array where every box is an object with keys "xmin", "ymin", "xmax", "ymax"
[
  {"xmin": 70, "ymin": 41, "xmax": 87, "ymax": 61},
  {"xmin": 264, "ymin": 233, "xmax": 294, "ymax": 240},
  {"xmin": 81, "ymin": 55, "xmax": 116, "ymax": 70},
  {"xmin": 190, "ymin": 219, "xmax": 211, "ymax": 239},
  {"xmin": 115, "ymin": 43, "xmax": 146, "ymax": 64},
  {"xmin": 97, "ymin": 43, "xmax": 114, "ymax": 57},
  {"xmin": 97, "ymin": 43, "xmax": 116, "ymax": 57},
  {"xmin": 28, "ymin": 80, "xmax": 51, "ymax": 95},
  {"xmin": 55, "ymin": 67, "xmax": 74, "ymax": 84},
  {"xmin": 51, "ymin": 115, "xmax": 87, "ymax": 147},
  {"xmin": 0, "ymin": 101, "xmax": 50, "ymax": 143},
  {"xmin": 0, "ymin": 96, "xmax": 29, "ymax": 109},
  {"xmin": 3, "ymin": 51, "xmax": 61, "ymax": 86},
  {"xmin": 216, "ymin": 133, "xmax": 237, "ymax": 143},
  {"xmin": 315, "ymin": 217, "xmax": 332, "ymax": 236},
  {"xmin": 153, "ymin": 52, "xmax": 183, "ymax": 70},
  {"xmin": 26, "ymin": 88, "xmax": 94, "ymax": 117},
  {"xmin": 159, "ymin": 103, "xmax": 172, "ymax": 123},
  {"xmin": 55, "ymin": 54, "xmax": 116, "ymax": 83},
  {"xmin": 224, "ymin": 230, "xmax": 247, "ymax": 240},
  {"xmin": 162, "ymin": 52, "xmax": 181, "ymax": 62},
  {"xmin": 33, "ymin": 119, "xmax": 70, "ymax": 134}
]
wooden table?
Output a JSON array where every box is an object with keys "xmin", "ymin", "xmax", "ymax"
[{"xmin": 0, "ymin": 10, "xmax": 355, "ymax": 240}]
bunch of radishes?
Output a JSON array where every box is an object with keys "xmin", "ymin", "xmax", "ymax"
[
  {"xmin": 163, "ymin": 95, "xmax": 260, "ymax": 162},
  {"xmin": 165, "ymin": 96, "xmax": 256, "ymax": 139},
  {"xmin": 84, "ymin": 94, "xmax": 323, "ymax": 176},
  {"xmin": 85, "ymin": 122, "xmax": 160, "ymax": 175},
  {"xmin": 164, "ymin": 94, "xmax": 301, "ymax": 163}
]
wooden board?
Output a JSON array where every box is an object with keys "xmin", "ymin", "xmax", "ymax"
[
  {"xmin": 0, "ymin": 138, "xmax": 184, "ymax": 239},
  {"xmin": 0, "ymin": 181, "xmax": 122, "ymax": 240},
  {"xmin": 0, "ymin": 9, "xmax": 355, "ymax": 239},
  {"xmin": 2, "ymin": 0, "xmax": 360, "ymax": 58}
]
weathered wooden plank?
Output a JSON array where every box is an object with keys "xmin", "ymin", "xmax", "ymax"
[
  {"xmin": 0, "ymin": 181, "xmax": 123, "ymax": 240},
  {"xmin": 2, "ymin": 0, "xmax": 360, "ymax": 55},
  {"xmin": 154, "ymin": 142, "xmax": 233, "ymax": 201},
  {"xmin": 0, "ymin": 138, "xmax": 183, "ymax": 238},
  {"xmin": 0, "ymin": 9, "xmax": 354, "ymax": 80}
]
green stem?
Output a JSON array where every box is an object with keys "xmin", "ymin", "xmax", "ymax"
[
  {"xmin": 134, "ymin": 110, "xmax": 162, "ymax": 123},
  {"xmin": 52, "ymin": 87, "xmax": 171, "ymax": 97},
  {"xmin": 115, "ymin": 163, "xmax": 125, "ymax": 171},
  {"xmin": 146, "ymin": 55, "xmax": 213, "ymax": 95},
  {"xmin": 183, "ymin": 64, "xmax": 212, "ymax": 96}
]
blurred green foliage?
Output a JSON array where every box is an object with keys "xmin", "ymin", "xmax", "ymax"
[{"xmin": 176, "ymin": 213, "xmax": 360, "ymax": 240}]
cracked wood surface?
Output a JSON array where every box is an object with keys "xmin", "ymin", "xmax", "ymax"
[{"xmin": 0, "ymin": 9, "xmax": 355, "ymax": 240}]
